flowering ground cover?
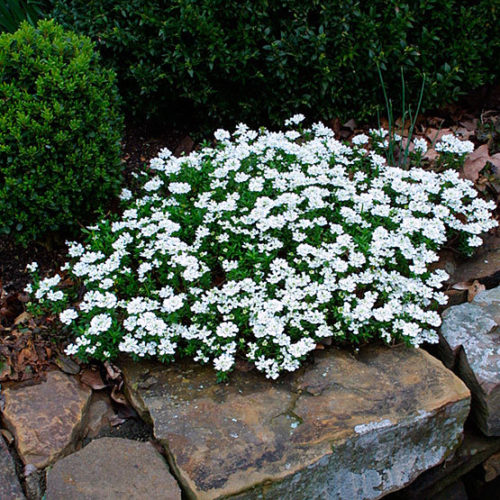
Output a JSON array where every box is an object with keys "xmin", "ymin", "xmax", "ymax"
[{"xmin": 27, "ymin": 116, "xmax": 497, "ymax": 380}]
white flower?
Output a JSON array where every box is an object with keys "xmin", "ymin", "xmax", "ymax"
[
  {"xmin": 413, "ymin": 138, "xmax": 428, "ymax": 154},
  {"xmin": 143, "ymin": 177, "xmax": 163, "ymax": 192},
  {"xmin": 285, "ymin": 114, "xmax": 305, "ymax": 126},
  {"xmin": 214, "ymin": 129, "xmax": 230, "ymax": 142},
  {"xmin": 169, "ymin": 182, "xmax": 191, "ymax": 194},
  {"xmin": 352, "ymin": 133, "xmax": 369, "ymax": 145},
  {"xmin": 60, "ymin": 309, "xmax": 78, "ymax": 325},
  {"xmin": 120, "ymin": 188, "xmax": 133, "ymax": 200},
  {"xmin": 435, "ymin": 134, "xmax": 474, "ymax": 155},
  {"xmin": 26, "ymin": 262, "xmax": 38, "ymax": 273},
  {"xmin": 216, "ymin": 322, "xmax": 238, "ymax": 338}
]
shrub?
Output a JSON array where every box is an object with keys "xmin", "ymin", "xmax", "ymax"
[
  {"xmin": 0, "ymin": 0, "xmax": 51, "ymax": 33},
  {"xmin": 0, "ymin": 19, "xmax": 123, "ymax": 244},
  {"xmin": 52, "ymin": 0, "xmax": 499, "ymax": 130},
  {"xmin": 28, "ymin": 117, "xmax": 497, "ymax": 380}
]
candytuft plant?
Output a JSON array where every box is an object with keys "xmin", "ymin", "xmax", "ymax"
[
  {"xmin": 28, "ymin": 117, "xmax": 497, "ymax": 381},
  {"xmin": 0, "ymin": 19, "xmax": 123, "ymax": 244}
]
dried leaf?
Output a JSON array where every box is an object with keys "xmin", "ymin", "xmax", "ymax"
[
  {"xmin": 459, "ymin": 119, "xmax": 478, "ymax": 131},
  {"xmin": 80, "ymin": 368, "xmax": 106, "ymax": 390},
  {"xmin": 463, "ymin": 144, "xmax": 491, "ymax": 182},
  {"xmin": 1, "ymin": 428, "xmax": 14, "ymax": 445},
  {"xmin": 468, "ymin": 280, "xmax": 486, "ymax": 302},
  {"xmin": 104, "ymin": 361, "xmax": 121, "ymax": 380},
  {"xmin": 425, "ymin": 127, "xmax": 454, "ymax": 144},
  {"xmin": 14, "ymin": 311, "xmax": 31, "ymax": 326},
  {"xmin": 342, "ymin": 118, "xmax": 356, "ymax": 131},
  {"xmin": 451, "ymin": 281, "xmax": 473, "ymax": 290},
  {"xmin": 109, "ymin": 415, "xmax": 127, "ymax": 427},
  {"xmin": 110, "ymin": 385, "xmax": 127, "ymax": 405}
]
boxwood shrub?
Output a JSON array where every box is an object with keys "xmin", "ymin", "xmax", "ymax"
[
  {"xmin": 0, "ymin": 20, "xmax": 123, "ymax": 244},
  {"xmin": 52, "ymin": 0, "xmax": 499, "ymax": 130}
]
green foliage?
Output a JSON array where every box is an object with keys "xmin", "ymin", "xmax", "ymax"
[
  {"xmin": 0, "ymin": 1, "xmax": 51, "ymax": 33},
  {"xmin": 52, "ymin": 0, "xmax": 499, "ymax": 131},
  {"xmin": 0, "ymin": 20, "xmax": 124, "ymax": 244}
]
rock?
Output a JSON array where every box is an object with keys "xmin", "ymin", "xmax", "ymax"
[
  {"xmin": 439, "ymin": 286, "xmax": 500, "ymax": 435},
  {"xmin": 54, "ymin": 355, "xmax": 81, "ymax": 375},
  {"xmin": 84, "ymin": 393, "xmax": 115, "ymax": 439},
  {"xmin": 0, "ymin": 435, "xmax": 25, "ymax": 499},
  {"xmin": 1, "ymin": 370, "xmax": 92, "ymax": 468},
  {"xmin": 24, "ymin": 466, "xmax": 44, "ymax": 500},
  {"xmin": 387, "ymin": 426, "xmax": 500, "ymax": 498},
  {"xmin": 45, "ymin": 437, "xmax": 181, "ymax": 500},
  {"xmin": 121, "ymin": 345, "xmax": 470, "ymax": 500}
]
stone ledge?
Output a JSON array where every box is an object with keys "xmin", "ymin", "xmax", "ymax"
[{"xmin": 121, "ymin": 345, "xmax": 470, "ymax": 499}]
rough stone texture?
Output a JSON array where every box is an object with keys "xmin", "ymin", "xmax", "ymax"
[
  {"xmin": 1, "ymin": 370, "xmax": 92, "ymax": 468},
  {"xmin": 121, "ymin": 345, "xmax": 470, "ymax": 500},
  {"xmin": 439, "ymin": 286, "xmax": 500, "ymax": 436},
  {"xmin": 0, "ymin": 435, "xmax": 25, "ymax": 499},
  {"xmin": 387, "ymin": 426, "xmax": 500, "ymax": 498},
  {"xmin": 83, "ymin": 393, "xmax": 114, "ymax": 439},
  {"xmin": 46, "ymin": 437, "xmax": 181, "ymax": 500}
]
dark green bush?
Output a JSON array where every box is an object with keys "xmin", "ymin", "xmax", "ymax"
[
  {"xmin": 0, "ymin": 1, "xmax": 52, "ymax": 33},
  {"xmin": 52, "ymin": 1, "xmax": 499, "ymax": 131},
  {"xmin": 0, "ymin": 20, "xmax": 123, "ymax": 244}
]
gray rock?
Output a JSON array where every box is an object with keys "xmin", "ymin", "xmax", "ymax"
[
  {"xmin": 121, "ymin": 345, "xmax": 470, "ymax": 500},
  {"xmin": 83, "ymin": 393, "xmax": 114, "ymax": 439},
  {"xmin": 0, "ymin": 435, "xmax": 24, "ymax": 499},
  {"xmin": 388, "ymin": 427, "xmax": 500, "ymax": 498},
  {"xmin": 46, "ymin": 437, "xmax": 181, "ymax": 500},
  {"xmin": 439, "ymin": 286, "xmax": 500, "ymax": 435}
]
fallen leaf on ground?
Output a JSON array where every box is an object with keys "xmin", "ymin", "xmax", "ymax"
[
  {"xmin": 104, "ymin": 361, "xmax": 122, "ymax": 380},
  {"xmin": 110, "ymin": 385, "xmax": 128, "ymax": 405},
  {"xmin": 109, "ymin": 415, "xmax": 127, "ymax": 427},
  {"xmin": 80, "ymin": 368, "xmax": 107, "ymax": 390},
  {"xmin": 451, "ymin": 279, "xmax": 487, "ymax": 302},
  {"xmin": 462, "ymin": 144, "xmax": 500, "ymax": 182},
  {"xmin": 468, "ymin": 280, "xmax": 486, "ymax": 301},
  {"xmin": 13, "ymin": 311, "xmax": 32, "ymax": 326}
]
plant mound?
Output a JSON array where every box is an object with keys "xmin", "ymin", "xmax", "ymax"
[
  {"xmin": 29, "ymin": 118, "xmax": 497, "ymax": 380},
  {"xmin": 0, "ymin": 20, "xmax": 123, "ymax": 244}
]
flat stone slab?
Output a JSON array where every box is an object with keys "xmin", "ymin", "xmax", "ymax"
[
  {"xmin": 121, "ymin": 345, "xmax": 470, "ymax": 500},
  {"xmin": 46, "ymin": 437, "xmax": 181, "ymax": 500},
  {"xmin": 439, "ymin": 286, "xmax": 500, "ymax": 435},
  {"xmin": 1, "ymin": 370, "xmax": 91, "ymax": 468},
  {"xmin": 0, "ymin": 436, "xmax": 25, "ymax": 499},
  {"xmin": 387, "ymin": 426, "xmax": 500, "ymax": 498}
]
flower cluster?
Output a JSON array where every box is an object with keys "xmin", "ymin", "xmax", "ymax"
[
  {"xmin": 435, "ymin": 134, "xmax": 474, "ymax": 155},
  {"xmin": 28, "ymin": 119, "xmax": 497, "ymax": 380}
]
